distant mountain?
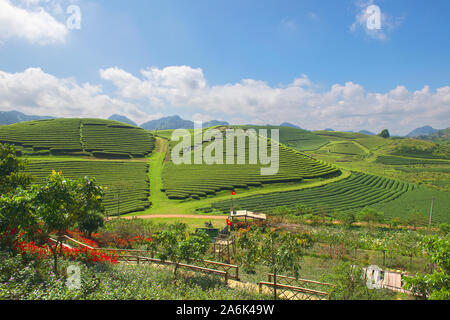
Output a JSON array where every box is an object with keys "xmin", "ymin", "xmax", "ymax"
[
  {"xmin": 280, "ymin": 122, "xmax": 301, "ymax": 129},
  {"xmin": 324, "ymin": 128, "xmax": 334, "ymax": 131},
  {"xmin": 141, "ymin": 115, "xmax": 194, "ymax": 130},
  {"xmin": 203, "ymin": 120, "xmax": 229, "ymax": 128},
  {"xmin": 406, "ymin": 126, "xmax": 439, "ymax": 138},
  {"xmin": 140, "ymin": 115, "xmax": 229, "ymax": 130},
  {"xmin": 0, "ymin": 110, "xmax": 53, "ymax": 125},
  {"xmin": 108, "ymin": 114, "xmax": 137, "ymax": 126},
  {"xmin": 416, "ymin": 127, "xmax": 450, "ymax": 144},
  {"xmin": 359, "ymin": 130, "xmax": 376, "ymax": 136}
]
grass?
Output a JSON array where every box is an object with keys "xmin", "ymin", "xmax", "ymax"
[
  {"xmin": 369, "ymin": 186, "xmax": 450, "ymax": 224},
  {"xmin": 0, "ymin": 252, "xmax": 267, "ymax": 300},
  {"xmin": 327, "ymin": 141, "xmax": 368, "ymax": 156}
]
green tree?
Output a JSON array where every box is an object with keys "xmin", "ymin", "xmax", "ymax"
[
  {"xmin": 0, "ymin": 188, "xmax": 39, "ymax": 252},
  {"xmin": 322, "ymin": 262, "xmax": 392, "ymax": 300},
  {"xmin": 0, "ymin": 143, "xmax": 32, "ymax": 195},
  {"xmin": 339, "ymin": 211, "xmax": 356, "ymax": 228},
  {"xmin": 403, "ymin": 235, "xmax": 450, "ymax": 300},
  {"xmin": 234, "ymin": 227, "xmax": 260, "ymax": 274},
  {"xmin": 153, "ymin": 223, "xmax": 210, "ymax": 276},
  {"xmin": 378, "ymin": 129, "xmax": 390, "ymax": 139},
  {"xmin": 356, "ymin": 207, "xmax": 384, "ymax": 227},
  {"xmin": 78, "ymin": 212, "xmax": 104, "ymax": 239},
  {"xmin": 34, "ymin": 171, "xmax": 104, "ymax": 273},
  {"xmin": 237, "ymin": 227, "xmax": 313, "ymax": 299}
]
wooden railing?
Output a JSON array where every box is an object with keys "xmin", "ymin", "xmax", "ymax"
[
  {"xmin": 63, "ymin": 234, "xmax": 237, "ymax": 280},
  {"xmin": 190, "ymin": 259, "xmax": 239, "ymax": 280},
  {"xmin": 258, "ymin": 274, "xmax": 332, "ymax": 300},
  {"xmin": 117, "ymin": 255, "xmax": 229, "ymax": 282},
  {"xmin": 267, "ymin": 274, "xmax": 332, "ymax": 291},
  {"xmin": 258, "ymin": 281, "xmax": 330, "ymax": 300}
]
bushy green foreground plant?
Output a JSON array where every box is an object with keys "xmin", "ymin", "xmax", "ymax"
[
  {"xmin": 403, "ymin": 235, "xmax": 450, "ymax": 300},
  {"xmin": 321, "ymin": 262, "xmax": 395, "ymax": 300},
  {"xmin": 0, "ymin": 251, "xmax": 266, "ymax": 300}
]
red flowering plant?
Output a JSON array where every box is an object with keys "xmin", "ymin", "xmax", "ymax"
[
  {"xmin": 66, "ymin": 229, "xmax": 100, "ymax": 248},
  {"xmin": 60, "ymin": 245, "xmax": 119, "ymax": 265},
  {"xmin": 4, "ymin": 228, "xmax": 119, "ymax": 265}
]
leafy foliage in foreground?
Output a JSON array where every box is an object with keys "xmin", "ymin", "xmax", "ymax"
[
  {"xmin": 403, "ymin": 235, "xmax": 450, "ymax": 300},
  {"xmin": 0, "ymin": 252, "xmax": 266, "ymax": 300}
]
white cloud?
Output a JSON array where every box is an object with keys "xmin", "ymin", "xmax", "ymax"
[
  {"xmin": 0, "ymin": 67, "xmax": 159, "ymax": 124},
  {"xmin": 350, "ymin": 0, "xmax": 404, "ymax": 41},
  {"xmin": 0, "ymin": 0, "xmax": 69, "ymax": 45},
  {"xmin": 1, "ymin": 66, "xmax": 448, "ymax": 135},
  {"xmin": 100, "ymin": 65, "xmax": 450, "ymax": 136}
]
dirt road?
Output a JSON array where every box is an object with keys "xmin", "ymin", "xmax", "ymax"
[{"xmin": 108, "ymin": 214, "xmax": 228, "ymax": 220}]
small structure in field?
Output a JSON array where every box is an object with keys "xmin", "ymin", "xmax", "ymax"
[{"xmin": 230, "ymin": 210, "xmax": 267, "ymax": 222}]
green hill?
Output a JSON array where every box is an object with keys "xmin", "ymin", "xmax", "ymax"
[
  {"xmin": 416, "ymin": 127, "xmax": 450, "ymax": 144},
  {"xmin": 0, "ymin": 118, "xmax": 155, "ymax": 158},
  {"xmin": 26, "ymin": 159, "xmax": 150, "ymax": 215},
  {"xmin": 327, "ymin": 141, "xmax": 368, "ymax": 156},
  {"xmin": 237, "ymin": 125, "xmax": 329, "ymax": 151},
  {"xmin": 162, "ymin": 128, "xmax": 339, "ymax": 199},
  {"xmin": 211, "ymin": 172, "xmax": 415, "ymax": 215}
]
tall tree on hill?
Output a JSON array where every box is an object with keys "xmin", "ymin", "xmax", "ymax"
[{"xmin": 378, "ymin": 129, "xmax": 390, "ymax": 139}]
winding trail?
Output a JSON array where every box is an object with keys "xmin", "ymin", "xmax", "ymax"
[{"xmin": 110, "ymin": 214, "xmax": 227, "ymax": 220}]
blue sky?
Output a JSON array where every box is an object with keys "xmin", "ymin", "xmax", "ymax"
[{"xmin": 0, "ymin": 0, "xmax": 449, "ymax": 135}]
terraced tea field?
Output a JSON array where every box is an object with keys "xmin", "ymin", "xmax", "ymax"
[
  {"xmin": 327, "ymin": 141, "xmax": 368, "ymax": 156},
  {"xmin": 82, "ymin": 119, "xmax": 155, "ymax": 157},
  {"xmin": 238, "ymin": 125, "xmax": 329, "ymax": 151},
  {"xmin": 162, "ymin": 142, "xmax": 340, "ymax": 199},
  {"xmin": 26, "ymin": 160, "xmax": 150, "ymax": 215},
  {"xmin": 211, "ymin": 172, "xmax": 415, "ymax": 214},
  {"xmin": 376, "ymin": 155, "xmax": 450, "ymax": 165},
  {"xmin": 0, "ymin": 118, "xmax": 155, "ymax": 158},
  {"xmin": 0, "ymin": 119, "xmax": 82, "ymax": 152}
]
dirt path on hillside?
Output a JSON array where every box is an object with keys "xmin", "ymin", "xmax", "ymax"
[{"xmin": 108, "ymin": 214, "xmax": 228, "ymax": 220}]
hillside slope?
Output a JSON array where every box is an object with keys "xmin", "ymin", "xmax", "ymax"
[{"xmin": 0, "ymin": 118, "xmax": 155, "ymax": 158}]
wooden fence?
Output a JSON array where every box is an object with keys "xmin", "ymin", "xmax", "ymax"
[
  {"xmin": 63, "ymin": 234, "xmax": 239, "ymax": 280},
  {"xmin": 117, "ymin": 255, "xmax": 229, "ymax": 282},
  {"xmin": 258, "ymin": 274, "xmax": 332, "ymax": 300}
]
